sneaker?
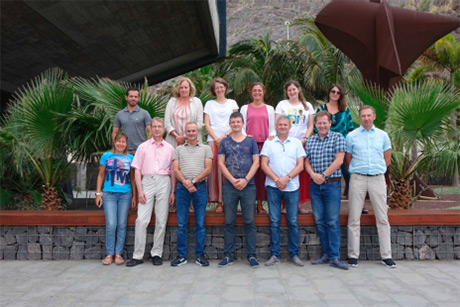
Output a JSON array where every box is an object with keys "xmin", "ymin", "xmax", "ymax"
[
  {"xmin": 382, "ymin": 258, "xmax": 397, "ymax": 268},
  {"xmin": 265, "ymin": 255, "xmax": 280, "ymax": 266},
  {"xmin": 330, "ymin": 258, "xmax": 349, "ymax": 270},
  {"xmin": 151, "ymin": 255, "xmax": 162, "ymax": 266},
  {"xmin": 290, "ymin": 256, "xmax": 304, "ymax": 267},
  {"xmin": 348, "ymin": 258, "xmax": 358, "ymax": 267},
  {"xmin": 126, "ymin": 258, "xmax": 144, "ymax": 267},
  {"xmin": 170, "ymin": 256, "xmax": 187, "ymax": 267},
  {"xmin": 218, "ymin": 256, "xmax": 233, "ymax": 267},
  {"xmin": 311, "ymin": 255, "xmax": 330, "ymax": 265},
  {"xmin": 248, "ymin": 257, "xmax": 259, "ymax": 268},
  {"xmin": 196, "ymin": 255, "xmax": 209, "ymax": 267}
]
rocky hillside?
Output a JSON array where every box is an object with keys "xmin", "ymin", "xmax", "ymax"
[{"xmin": 226, "ymin": 0, "xmax": 460, "ymax": 46}]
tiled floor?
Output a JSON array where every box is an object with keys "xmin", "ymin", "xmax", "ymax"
[{"xmin": 1, "ymin": 260, "xmax": 459, "ymax": 306}]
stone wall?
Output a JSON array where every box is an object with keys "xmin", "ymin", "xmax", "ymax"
[{"xmin": 1, "ymin": 225, "xmax": 459, "ymax": 261}]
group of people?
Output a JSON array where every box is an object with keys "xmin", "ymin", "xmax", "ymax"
[{"xmin": 95, "ymin": 77, "xmax": 397, "ymax": 270}]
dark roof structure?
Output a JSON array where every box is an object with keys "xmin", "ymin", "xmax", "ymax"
[{"xmin": 1, "ymin": 0, "xmax": 226, "ymax": 94}]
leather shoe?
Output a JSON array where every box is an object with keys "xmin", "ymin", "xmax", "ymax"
[
  {"xmin": 152, "ymin": 255, "xmax": 162, "ymax": 266},
  {"xmin": 126, "ymin": 258, "xmax": 144, "ymax": 267}
]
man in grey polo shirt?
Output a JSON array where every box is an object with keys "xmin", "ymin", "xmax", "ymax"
[
  {"xmin": 171, "ymin": 122, "xmax": 212, "ymax": 267},
  {"xmin": 112, "ymin": 87, "xmax": 152, "ymax": 152}
]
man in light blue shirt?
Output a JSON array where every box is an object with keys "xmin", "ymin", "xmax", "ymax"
[
  {"xmin": 261, "ymin": 115, "xmax": 306, "ymax": 267},
  {"xmin": 345, "ymin": 105, "xmax": 396, "ymax": 268}
]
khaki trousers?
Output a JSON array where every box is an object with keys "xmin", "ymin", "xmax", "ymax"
[
  {"xmin": 347, "ymin": 173, "xmax": 392, "ymax": 259},
  {"xmin": 133, "ymin": 175, "xmax": 170, "ymax": 260}
]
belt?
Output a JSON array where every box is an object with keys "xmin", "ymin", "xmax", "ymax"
[
  {"xmin": 193, "ymin": 181, "xmax": 206, "ymax": 187},
  {"xmin": 325, "ymin": 177, "xmax": 341, "ymax": 183},
  {"xmin": 356, "ymin": 173, "xmax": 382, "ymax": 177}
]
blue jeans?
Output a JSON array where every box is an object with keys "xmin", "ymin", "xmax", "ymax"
[
  {"xmin": 102, "ymin": 192, "xmax": 132, "ymax": 255},
  {"xmin": 222, "ymin": 182, "xmax": 256, "ymax": 260},
  {"xmin": 309, "ymin": 180, "xmax": 342, "ymax": 259},
  {"xmin": 175, "ymin": 182, "xmax": 207, "ymax": 258},
  {"xmin": 266, "ymin": 186, "xmax": 299, "ymax": 258}
]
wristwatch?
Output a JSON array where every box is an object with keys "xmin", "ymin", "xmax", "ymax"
[
  {"xmin": 192, "ymin": 179, "xmax": 196, "ymax": 185},
  {"xmin": 95, "ymin": 192, "xmax": 103, "ymax": 196},
  {"xmin": 321, "ymin": 172, "xmax": 327, "ymax": 179}
]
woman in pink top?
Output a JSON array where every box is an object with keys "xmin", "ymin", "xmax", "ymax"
[{"xmin": 240, "ymin": 82, "xmax": 275, "ymax": 213}]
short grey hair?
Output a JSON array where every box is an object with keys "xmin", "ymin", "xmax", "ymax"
[
  {"xmin": 276, "ymin": 115, "xmax": 291, "ymax": 126},
  {"xmin": 359, "ymin": 105, "xmax": 376, "ymax": 115},
  {"xmin": 151, "ymin": 117, "xmax": 164, "ymax": 125}
]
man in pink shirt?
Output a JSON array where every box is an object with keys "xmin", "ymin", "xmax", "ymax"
[{"xmin": 126, "ymin": 117, "xmax": 176, "ymax": 267}]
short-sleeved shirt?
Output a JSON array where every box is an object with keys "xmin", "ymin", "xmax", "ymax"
[
  {"xmin": 305, "ymin": 131, "xmax": 346, "ymax": 179},
  {"xmin": 173, "ymin": 143, "xmax": 213, "ymax": 180},
  {"xmin": 100, "ymin": 152, "xmax": 134, "ymax": 193},
  {"xmin": 204, "ymin": 99, "xmax": 239, "ymax": 142},
  {"xmin": 114, "ymin": 106, "xmax": 152, "ymax": 151},
  {"xmin": 275, "ymin": 100, "xmax": 315, "ymax": 139},
  {"xmin": 131, "ymin": 139, "xmax": 174, "ymax": 176},
  {"xmin": 218, "ymin": 136, "xmax": 259, "ymax": 184},
  {"xmin": 346, "ymin": 125, "xmax": 391, "ymax": 175},
  {"xmin": 316, "ymin": 104, "xmax": 354, "ymax": 138},
  {"xmin": 260, "ymin": 136, "xmax": 306, "ymax": 191}
]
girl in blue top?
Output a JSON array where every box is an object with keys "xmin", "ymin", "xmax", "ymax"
[{"xmin": 96, "ymin": 133, "xmax": 137, "ymax": 265}]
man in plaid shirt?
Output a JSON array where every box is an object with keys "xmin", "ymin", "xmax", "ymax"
[{"xmin": 305, "ymin": 111, "xmax": 348, "ymax": 270}]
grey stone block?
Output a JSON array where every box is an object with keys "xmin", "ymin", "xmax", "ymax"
[
  {"xmin": 74, "ymin": 227, "xmax": 88, "ymax": 242},
  {"xmin": 419, "ymin": 244, "xmax": 435, "ymax": 260},
  {"xmin": 404, "ymin": 247, "xmax": 414, "ymax": 260},
  {"xmin": 256, "ymin": 233, "xmax": 270, "ymax": 247},
  {"xmin": 39, "ymin": 234, "xmax": 52, "ymax": 245},
  {"xmin": 0, "ymin": 236, "xmax": 6, "ymax": 250},
  {"xmin": 396, "ymin": 232, "xmax": 413, "ymax": 246},
  {"xmin": 37, "ymin": 226, "xmax": 52, "ymax": 234},
  {"xmin": 427, "ymin": 230, "xmax": 442, "ymax": 247},
  {"xmin": 17, "ymin": 245, "xmax": 28, "ymax": 260},
  {"xmin": 234, "ymin": 236, "xmax": 243, "ymax": 250},
  {"xmin": 84, "ymin": 246, "xmax": 103, "ymax": 260},
  {"xmin": 58, "ymin": 229, "xmax": 75, "ymax": 248},
  {"xmin": 5, "ymin": 230, "xmax": 17, "ymax": 245},
  {"xmin": 70, "ymin": 242, "xmax": 85, "ymax": 260},
  {"xmin": 305, "ymin": 234, "xmax": 320, "ymax": 245},
  {"xmin": 125, "ymin": 230, "xmax": 135, "ymax": 244},
  {"xmin": 27, "ymin": 228, "xmax": 38, "ymax": 243},
  {"xmin": 97, "ymin": 228, "xmax": 106, "ymax": 243},
  {"xmin": 162, "ymin": 244, "xmax": 170, "ymax": 260},
  {"xmin": 4, "ymin": 245, "xmax": 18, "ymax": 259},
  {"xmin": 42, "ymin": 245, "xmax": 53, "ymax": 260},
  {"xmin": 12, "ymin": 227, "xmax": 27, "ymax": 235},
  {"xmin": 454, "ymin": 246, "xmax": 460, "ymax": 259},
  {"xmin": 414, "ymin": 230, "xmax": 426, "ymax": 247},
  {"xmin": 85, "ymin": 231, "xmax": 99, "ymax": 245},
  {"xmin": 392, "ymin": 244, "xmax": 405, "ymax": 260},
  {"xmin": 27, "ymin": 243, "xmax": 41, "ymax": 260},
  {"xmin": 434, "ymin": 244, "xmax": 454, "ymax": 260},
  {"xmin": 53, "ymin": 246, "xmax": 70, "ymax": 260},
  {"xmin": 307, "ymin": 245, "xmax": 322, "ymax": 260},
  {"xmin": 16, "ymin": 234, "xmax": 28, "ymax": 245}
]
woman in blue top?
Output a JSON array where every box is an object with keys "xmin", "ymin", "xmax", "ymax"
[
  {"xmin": 96, "ymin": 133, "xmax": 137, "ymax": 265},
  {"xmin": 316, "ymin": 84, "xmax": 355, "ymax": 198}
]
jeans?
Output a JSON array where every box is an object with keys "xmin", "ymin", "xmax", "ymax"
[
  {"xmin": 266, "ymin": 186, "xmax": 299, "ymax": 258},
  {"xmin": 309, "ymin": 180, "xmax": 341, "ymax": 259},
  {"xmin": 102, "ymin": 192, "xmax": 132, "ymax": 255},
  {"xmin": 176, "ymin": 182, "xmax": 207, "ymax": 258},
  {"xmin": 222, "ymin": 182, "xmax": 257, "ymax": 260}
]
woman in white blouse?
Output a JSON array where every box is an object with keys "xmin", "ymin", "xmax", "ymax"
[{"xmin": 204, "ymin": 78, "xmax": 239, "ymax": 213}]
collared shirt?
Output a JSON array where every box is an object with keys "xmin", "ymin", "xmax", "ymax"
[
  {"xmin": 131, "ymin": 139, "xmax": 174, "ymax": 176},
  {"xmin": 305, "ymin": 131, "xmax": 346, "ymax": 178},
  {"xmin": 173, "ymin": 142, "xmax": 213, "ymax": 180},
  {"xmin": 346, "ymin": 125, "xmax": 391, "ymax": 175},
  {"xmin": 260, "ymin": 136, "xmax": 306, "ymax": 191},
  {"xmin": 114, "ymin": 106, "xmax": 152, "ymax": 151}
]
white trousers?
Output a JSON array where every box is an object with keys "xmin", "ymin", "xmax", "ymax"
[
  {"xmin": 133, "ymin": 175, "xmax": 170, "ymax": 260},
  {"xmin": 347, "ymin": 173, "xmax": 392, "ymax": 259}
]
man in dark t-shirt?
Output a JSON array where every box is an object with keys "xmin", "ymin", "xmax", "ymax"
[{"xmin": 217, "ymin": 112, "xmax": 260, "ymax": 268}]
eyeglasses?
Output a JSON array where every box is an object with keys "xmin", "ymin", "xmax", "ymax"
[{"xmin": 331, "ymin": 90, "xmax": 341, "ymax": 95}]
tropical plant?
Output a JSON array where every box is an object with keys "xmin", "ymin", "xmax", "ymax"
[{"xmin": 0, "ymin": 68, "xmax": 75, "ymax": 209}]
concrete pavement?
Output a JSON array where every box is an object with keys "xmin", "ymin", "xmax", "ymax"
[{"xmin": 1, "ymin": 260, "xmax": 459, "ymax": 306}]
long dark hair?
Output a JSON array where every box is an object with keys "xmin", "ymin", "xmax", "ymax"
[
  {"xmin": 327, "ymin": 84, "xmax": 347, "ymax": 112},
  {"xmin": 284, "ymin": 80, "xmax": 308, "ymax": 110}
]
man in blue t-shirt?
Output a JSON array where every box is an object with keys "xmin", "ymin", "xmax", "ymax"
[{"xmin": 217, "ymin": 112, "xmax": 260, "ymax": 268}]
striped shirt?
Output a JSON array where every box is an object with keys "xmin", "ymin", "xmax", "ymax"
[
  {"xmin": 173, "ymin": 142, "xmax": 213, "ymax": 180},
  {"xmin": 305, "ymin": 131, "xmax": 346, "ymax": 179}
]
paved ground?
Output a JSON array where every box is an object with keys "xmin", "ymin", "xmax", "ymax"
[{"xmin": 1, "ymin": 260, "xmax": 459, "ymax": 306}]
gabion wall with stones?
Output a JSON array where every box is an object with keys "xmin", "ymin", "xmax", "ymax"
[{"xmin": 0, "ymin": 225, "xmax": 459, "ymax": 261}]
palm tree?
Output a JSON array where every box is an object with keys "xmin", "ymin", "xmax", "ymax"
[{"xmin": 1, "ymin": 68, "xmax": 75, "ymax": 209}]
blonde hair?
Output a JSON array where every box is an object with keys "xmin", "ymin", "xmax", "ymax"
[{"xmin": 172, "ymin": 77, "xmax": 196, "ymax": 98}]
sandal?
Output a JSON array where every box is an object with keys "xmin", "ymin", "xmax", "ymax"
[
  {"xmin": 102, "ymin": 255, "xmax": 113, "ymax": 265},
  {"xmin": 115, "ymin": 254, "xmax": 124, "ymax": 265}
]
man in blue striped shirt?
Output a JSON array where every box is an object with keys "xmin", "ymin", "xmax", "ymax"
[
  {"xmin": 305, "ymin": 111, "xmax": 348, "ymax": 270},
  {"xmin": 345, "ymin": 106, "xmax": 396, "ymax": 269}
]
